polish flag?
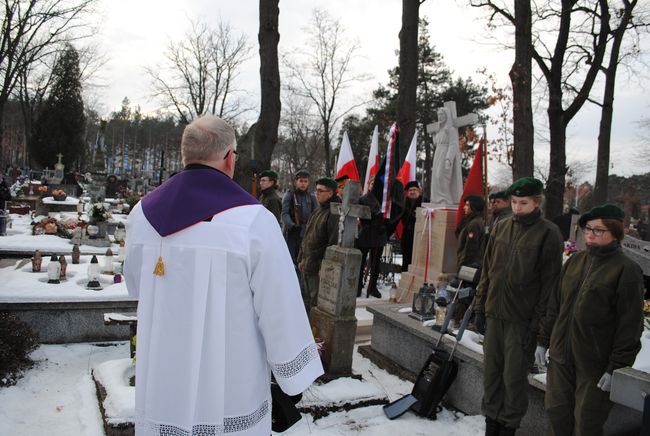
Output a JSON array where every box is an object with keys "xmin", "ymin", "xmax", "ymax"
[
  {"xmin": 363, "ymin": 125, "xmax": 379, "ymax": 193},
  {"xmin": 335, "ymin": 131, "xmax": 360, "ymax": 182},
  {"xmin": 396, "ymin": 129, "xmax": 417, "ymax": 186}
]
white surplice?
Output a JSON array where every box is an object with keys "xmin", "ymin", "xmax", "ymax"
[{"xmin": 125, "ymin": 202, "xmax": 323, "ymax": 436}]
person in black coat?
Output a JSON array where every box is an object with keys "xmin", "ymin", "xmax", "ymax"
[
  {"xmin": 0, "ymin": 178, "xmax": 12, "ymax": 210},
  {"xmin": 399, "ymin": 181, "xmax": 423, "ymax": 272},
  {"xmin": 356, "ymin": 178, "xmax": 387, "ymax": 298}
]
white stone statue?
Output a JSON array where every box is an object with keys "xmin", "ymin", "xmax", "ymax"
[{"xmin": 427, "ymin": 101, "xmax": 478, "ymax": 207}]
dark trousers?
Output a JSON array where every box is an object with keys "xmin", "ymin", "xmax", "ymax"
[
  {"xmin": 401, "ymin": 229, "xmax": 414, "ymax": 272},
  {"xmin": 545, "ymin": 359, "xmax": 612, "ymax": 436},
  {"xmin": 358, "ymin": 245, "xmax": 382, "ymax": 294},
  {"xmin": 285, "ymin": 227, "xmax": 303, "ymax": 265},
  {"xmin": 482, "ymin": 318, "xmax": 535, "ymax": 428}
]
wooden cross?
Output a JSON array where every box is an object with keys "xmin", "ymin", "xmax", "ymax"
[
  {"xmin": 426, "ymin": 101, "xmax": 478, "ymax": 136},
  {"xmin": 330, "ymin": 181, "xmax": 371, "ymax": 248}
]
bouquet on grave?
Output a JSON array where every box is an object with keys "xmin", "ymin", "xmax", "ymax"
[
  {"xmin": 89, "ymin": 202, "xmax": 111, "ymax": 223},
  {"xmin": 51, "ymin": 188, "xmax": 67, "ymax": 201}
]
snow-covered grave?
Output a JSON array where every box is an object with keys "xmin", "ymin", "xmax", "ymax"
[
  {"xmin": 84, "ymin": 343, "xmax": 484, "ymax": 436},
  {"xmin": 366, "ymin": 303, "xmax": 649, "ymax": 436},
  {"xmin": 0, "ymin": 255, "xmax": 136, "ymax": 343},
  {"xmin": 0, "ymin": 213, "xmax": 125, "ymax": 256}
]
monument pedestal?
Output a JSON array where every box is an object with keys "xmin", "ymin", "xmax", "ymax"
[
  {"xmin": 397, "ymin": 206, "xmax": 458, "ymax": 304},
  {"xmin": 310, "ymin": 245, "xmax": 362, "ymax": 378}
]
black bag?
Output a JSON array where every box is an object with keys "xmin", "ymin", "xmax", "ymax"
[
  {"xmin": 409, "ymin": 348, "xmax": 459, "ymax": 419},
  {"xmin": 270, "ymin": 383, "xmax": 302, "ymax": 433}
]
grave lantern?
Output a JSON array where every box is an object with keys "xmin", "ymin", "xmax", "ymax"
[
  {"xmin": 47, "ymin": 254, "xmax": 61, "ymax": 284},
  {"xmin": 72, "ymin": 244, "xmax": 80, "ymax": 264},
  {"xmin": 104, "ymin": 248, "xmax": 114, "ymax": 274},
  {"xmin": 32, "ymin": 250, "xmax": 42, "ymax": 272},
  {"xmin": 409, "ymin": 283, "xmax": 437, "ymax": 321},
  {"xmin": 58, "ymin": 255, "xmax": 67, "ymax": 280},
  {"xmin": 87, "ymin": 224, "xmax": 99, "ymax": 239},
  {"xmin": 114, "ymin": 223, "xmax": 126, "ymax": 243},
  {"xmin": 113, "ymin": 273, "xmax": 122, "ymax": 284},
  {"xmin": 87, "ymin": 255, "xmax": 102, "ymax": 290},
  {"xmin": 118, "ymin": 240, "xmax": 126, "ymax": 262}
]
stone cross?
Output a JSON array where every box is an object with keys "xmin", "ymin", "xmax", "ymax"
[
  {"xmin": 56, "ymin": 153, "xmax": 63, "ymax": 165},
  {"xmin": 330, "ymin": 181, "xmax": 370, "ymax": 248}
]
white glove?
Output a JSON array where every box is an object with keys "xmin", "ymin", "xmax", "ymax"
[
  {"xmin": 597, "ymin": 372, "xmax": 612, "ymax": 392},
  {"xmin": 534, "ymin": 345, "xmax": 548, "ymax": 368}
]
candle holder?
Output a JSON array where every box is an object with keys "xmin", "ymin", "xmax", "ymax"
[
  {"xmin": 32, "ymin": 250, "xmax": 42, "ymax": 272},
  {"xmin": 58, "ymin": 255, "xmax": 67, "ymax": 280},
  {"xmin": 86, "ymin": 255, "xmax": 102, "ymax": 290},
  {"xmin": 103, "ymin": 248, "xmax": 114, "ymax": 274},
  {"xmin": 47, "ymin": 254, "xmax": 61, "ymax": 284}
]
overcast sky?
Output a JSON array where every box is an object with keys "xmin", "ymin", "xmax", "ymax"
[{"xmin": 91, "ymin": 0, "xmax": 650, "ymax": 181}]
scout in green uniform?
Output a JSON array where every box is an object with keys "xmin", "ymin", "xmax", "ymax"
[
  {"xmin": 297, "ymin": 177, "xmax": 340, "ymax": 315},
  {"xmin": 536, "ymin": 204, "xmax": 644, "ymax": 436},
  {"xmin": 456, "ymin": 194, "xmax": 486, "ymax": 269},
  {"xmin": 258, "ymin": 170, "xmax": 282, "ymax": 224},
  {"xmin": 474, "ymin": 177, "xmax": 564, "ymax": 436},
  {"xmin": 488, "ymin": 190, "xmax": 512, "ymax": 233}
]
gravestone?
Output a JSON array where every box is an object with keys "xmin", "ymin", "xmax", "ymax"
[
  {"xmin": 397, "ymin": 206, "xmax": 458, "ymax": 304},
  {"xmin": 54, "ymin": 153, "xmax": 65, "ymax": 184},
  {"xmin": 309, "ymin": 181, "xmax": 370, "ymax": 377}
]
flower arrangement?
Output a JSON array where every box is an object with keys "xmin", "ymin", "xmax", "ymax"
[
  {"xmin": 562, "ymin": 240, "xmax": 578, "ymax": 264},
  {"xmin": 89, "ymin": 202, "xmax": 110, "ymax": 223},
  {"xmin": 9, "ymin": 181, "xmax": 24, "ymax": 197},
  {"xmin": 51, "ymin": 188, "xmax": 67, "ymax": 201}
]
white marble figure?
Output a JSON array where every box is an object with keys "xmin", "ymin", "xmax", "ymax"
[{"xmin": 427, "ymin": 101, "xmax": 478, "ymax": 207}]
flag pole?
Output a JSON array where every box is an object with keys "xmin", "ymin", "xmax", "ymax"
[{"xmin": 482, "ymin": 123, "xmax": 489, "ymax": 221}]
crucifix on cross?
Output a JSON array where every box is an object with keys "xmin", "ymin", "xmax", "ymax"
[
  {"xmin": 330, "ymin": 181, "xmax": 371, "ymax": 248},
  {"xmin": 426, "ymin": 101, "xmax": 478, "ymax": 207}
]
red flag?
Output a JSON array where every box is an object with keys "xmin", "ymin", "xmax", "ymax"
[
  {"xmin": 396, "ymin": 130, "xmax": 417, "ymax": 186},
  {"xmin": 363, "ymin": 126, "xmax": 379, "ymax": 193},
  {"xmin": 456, "ymin": 143, "xmax": 483, "ymax": 226},
  {"xmin": 335, "ymin": 131, "xmax": 360, "ymax": 181}
]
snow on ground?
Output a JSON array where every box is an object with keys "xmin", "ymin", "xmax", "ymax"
[
  {"xmin": 0, "ymin": 342, "xmax": 486, "ymax": 435},
  {"xmin": 0, "ymin": 342, "xmax": 128, "ymax": 436},
  {"xmin": 0, "ymin": 256, "xmax": 131, "ymax": 302}
]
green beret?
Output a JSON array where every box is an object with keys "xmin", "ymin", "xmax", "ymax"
[
  {"xmin": 578, "ymin": 204, "xmax": 625, "ymax": 228},
  {"xmin": 259, "ymin": 170, "xmax": 278, "ymax": 180},
  {"xmin": 464, "ymin": 195, "xmax": 485, "ymax": 212},
  {"xmin": 505, "ymin": 177, "xmax": 543, "ymax": 197},
  {"xmin": 316, "ymin": 177, "xmax": 337, "ymax": 191},
  {"xmin": 489, "ymin": 190, "xmax": 508, "ymax": 200}
]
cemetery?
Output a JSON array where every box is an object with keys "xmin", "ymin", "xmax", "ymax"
[{"xmin": 2, "ymin": 1, "xmax": 650, "ymax": 435}]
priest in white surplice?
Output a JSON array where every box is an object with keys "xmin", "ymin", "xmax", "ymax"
[{"xmin": 125, "ymin": 115, "xmax": 324, "ymax": 436}]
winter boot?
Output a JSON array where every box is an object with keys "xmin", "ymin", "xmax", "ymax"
[
  {"xmin": 485, "ymin": 416, "xmax": 500, "ymax": 436},
  {"xmin": 367, "ymin": 288, "xmax": 382, "ymax": 298}
]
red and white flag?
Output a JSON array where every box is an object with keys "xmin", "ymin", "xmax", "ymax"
[
  {"xmin": 335, "ymin": 131, "xmax": 360, "ymax": 182},
  {"xmin": 380, "ymin": 123, "xmax": 399, "ymax": 218},
  {"xmin": 363, "ymin": 125, "xmax": 379, "ymax": 194},
  {"xmin": 396, "ymin": 129, "xmax": 417, "ymax": 186}
]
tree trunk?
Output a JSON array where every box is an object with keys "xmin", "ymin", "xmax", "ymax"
[
  {"xmin": 396, "ymin": 0, "xmax": 420, "ymax": 153},
  {"xmin": 509, "ymin": 0, "xmax": 534, "ymax": 179},
  {"xmin": 254, "ymin": 0, "xmax": 281, "ymax": 174},
  {"xmin": 546, "ymin": 91, "xmax": 566, "ymax": 220},
  {"xmin": 594, "ymin": 1, "xmax": 635, "ymax": 206}
]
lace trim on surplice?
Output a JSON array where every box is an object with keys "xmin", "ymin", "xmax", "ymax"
[
  {"xmin": 139, "ymin": 399, "xmax": 269, "ymax": 435},
  {"xmin": 271, "ymin": 342, "xmax": 320, "ymax": 379}
]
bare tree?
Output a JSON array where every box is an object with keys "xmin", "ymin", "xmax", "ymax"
[
  {"xmin": 147, "ymin": 19, "xmax": 252, "ymax": 125},
  {"xmin": 0, "ymin": 0, "xmax": 96, "ymax": 166},
  {"xmin": 253, "ymin": 0, "xmax": 281, "ymax": 173},
  {"xmin": 283, "ymin": 9, "xmax": 369, "ymax": 176},
  {"xmin": 472, "ymin": 1, "xmax": 611, "ymax": 219},
  {"xmin": 593, "ymin": 0, "xmax": 648, "ymax": 205},
  {"xmin": 396, "ymin": 0, "xmax": 427, "ymax": 153}
]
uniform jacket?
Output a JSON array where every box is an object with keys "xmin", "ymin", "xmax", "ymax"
[
  {"xmin": 297, "ymin": 196, "xmax": 340, "ymax": 274},
  {"xmin": 455, "ymin": 213, "xmax": 485, "ymax": 269},
  {"xmin": 475, "ymin": 208, "xmax": 563, "ymax": 331},
  {"xmin": 258, "ymin": 187, "xmax": 282, "ymax": 224},
  {"xmin": 539, "ymin": 243, "xmax": 644, "ymax": 373}
]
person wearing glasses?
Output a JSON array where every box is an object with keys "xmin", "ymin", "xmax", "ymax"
[
  {"xmin": 125, "ymin": 115, "xmax": 323, "ymax": 435},
  {"xmin": 297, "ymin": 177, "xmax": 340, "ymax": 315},
  {"xmin": 474, "ymin": 177, "xmax": 564, "ymax": 436},
  {"xmin": 536, "ymin": 204, "xmax": 644, "ymax": 436}
]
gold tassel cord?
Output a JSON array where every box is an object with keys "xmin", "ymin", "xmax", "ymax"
[
  {"xmin": 153, "ymin": 256, "xmax": 165, "ymax": 276},
  {"xmin": 153, "ymin": 239, "xmax": 165, "ymax": 276}
]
